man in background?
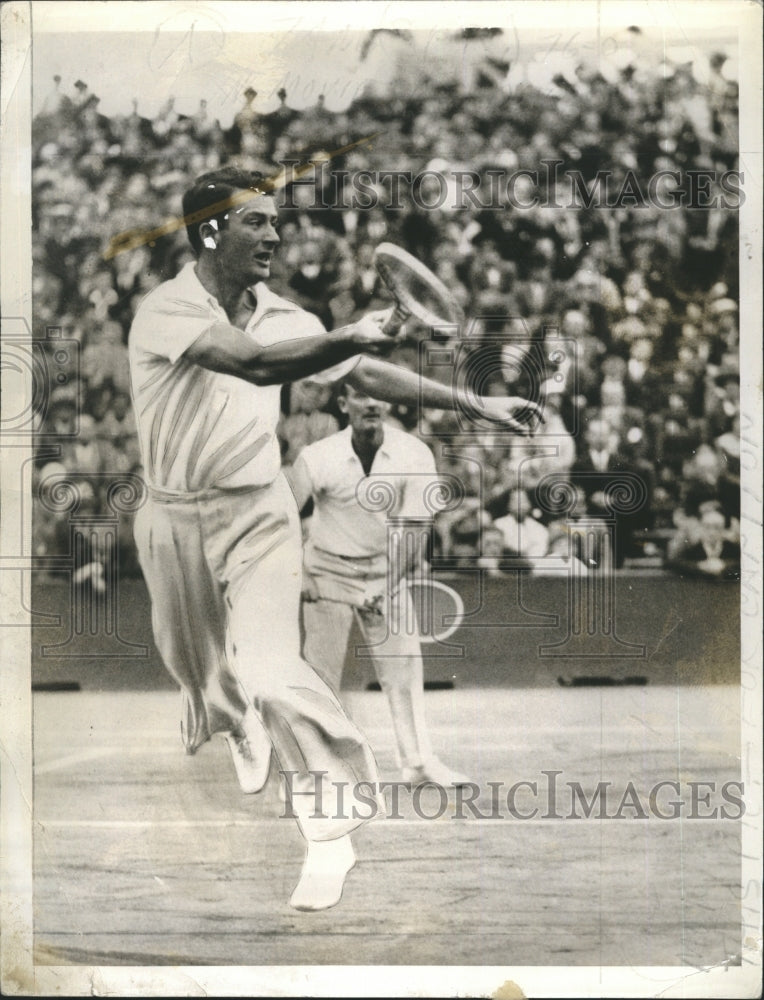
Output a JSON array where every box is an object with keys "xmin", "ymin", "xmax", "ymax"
[
  {"xmin": 288, "ymin": 384, "xmax": 472, "ymax": 789},
  {"xmin": 668, "ymin": 503, "xmax": 740, "ymax": 580}
]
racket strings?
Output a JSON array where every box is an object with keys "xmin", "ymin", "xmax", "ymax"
[{"xmin": 374, "ymin": 243, "xmax": 464, "ymax": 328}]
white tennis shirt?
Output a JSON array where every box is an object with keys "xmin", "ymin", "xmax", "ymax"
[
  {"xmin": 129, "ymin": 261, "xmax": 354, "ymax": 492},
  {"xmin": 292, "ymin": 425, "xmax": 439, "ymax": 558}
]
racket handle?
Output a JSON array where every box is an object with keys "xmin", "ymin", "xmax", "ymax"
[{"xmin": 382, "ymin": 303, "xmax": 411, "ymax": 336}]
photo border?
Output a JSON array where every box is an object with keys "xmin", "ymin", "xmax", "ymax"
[{"xmin": 2, "ymin": 2, "xmax": 761, "ymax": 996}]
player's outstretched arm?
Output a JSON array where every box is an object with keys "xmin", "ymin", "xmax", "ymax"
[
  {"xmin": 346, "ymin": 357, "xmax": 543, "ymax": 434},
  {"xmin": 184, "ymin": 312, "xmax": 395, "ymax": 386}
]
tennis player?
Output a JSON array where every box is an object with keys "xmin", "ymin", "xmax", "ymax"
[
  {"xmin": 288, "ymin": 384, "xmax": 471, "ymax": 788},
  {"xmin": 128, "ymin": 166, "xmax": 538, "ymax": 910}
]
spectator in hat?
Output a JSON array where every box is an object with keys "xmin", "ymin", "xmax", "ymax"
[
  {"xmin": 264, "ymin": 88, "xmax": 298, "ymax": 155},
  {"xmin": 39, "ymin": 74, "xmax": 66, "ymax": 118},
  {"xmin": 668, "ymin": 504, "xmax": 739, "ymax": 580},
  {"xmin": 476, "ymin": 525, "xmax": 513, "ymax": 577},
  {"xmin": 707, "ymin": 52, "xmax": 731, "ymax": 113},
  {"xmin": 72, "ymin": 79, "xmax": 90, "ymax": 110},
  {"xmin": 571, "ymin": 414, "xmax": 652, "ymax": 565},
  {"xmin": 233, "ymin": 87, "xmax": 267, "ymax": 159}
]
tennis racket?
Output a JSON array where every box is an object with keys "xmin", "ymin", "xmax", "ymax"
[
  {"xmin": 304, "ymin": 579, "xmax": 464, "ymax": 643},
  {"xmin": 407, "ymin": 579, "xmax": 465, "ymax": 644},
  {"xmin": 373, "ymin": 242, "xmax": 465, "ymax": 335}
]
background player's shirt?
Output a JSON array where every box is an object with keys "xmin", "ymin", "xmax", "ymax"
[
  {"xmin": 129, "ymin": 261, "xmax": 355, "ymax": 492},
  {"xmin": 292, "ymin": 425, "xmax": 439, "ymax": 559}
]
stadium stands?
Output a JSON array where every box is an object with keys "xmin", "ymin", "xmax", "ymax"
[{"xmin": 31, "ymin": 41, "xmax": 740, "ymax": 577}]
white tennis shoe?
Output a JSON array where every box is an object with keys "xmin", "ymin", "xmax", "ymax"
[{"xmin": 289, "ymin": 835, "xmax": 356, "ymax": 911}]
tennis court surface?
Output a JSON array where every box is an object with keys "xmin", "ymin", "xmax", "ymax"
[{"xmin": 33, "ymin": 682, "xmax": 742, "ymax": 968}]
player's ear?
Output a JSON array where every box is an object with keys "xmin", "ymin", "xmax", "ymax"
[{"xmin": 200, "ymin": 220, "xmax": 219, "ymax": 251}]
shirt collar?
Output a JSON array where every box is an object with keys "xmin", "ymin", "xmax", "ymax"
[
  {"xmin": 340, "ymin": 424, "xmax": 392, "ymax": 462},
  {"xmin": 175, "ymin": 261, "xmax": 224, "ymax": 314},
  {"xmin": 177, "ymin": 261, "xmax": 303, "ymax": 319},
  {"xmin": 250, "ymin": 281, "xmax": 304, "ymax": 317}
]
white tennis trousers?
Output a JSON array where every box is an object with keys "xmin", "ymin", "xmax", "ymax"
[{"xmin": 134, "ymin": 473, "xmax": 381, "ymax": 839}]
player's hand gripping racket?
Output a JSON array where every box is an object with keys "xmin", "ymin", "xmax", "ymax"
[
  {"xmin": 303, "ymin": 577, "xmax": 464, "ymax": 644},
  {"xmin": 373, "ymin": 242, "xmax": 465, "ymax": 336}
]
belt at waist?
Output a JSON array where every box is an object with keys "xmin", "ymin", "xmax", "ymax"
[
  {"xmin": 309, "ymin": 545, "xmax": 383, "ymax": 562},
  {"xmin": 147, "ymin": 482, "xmax": 272, "ymax": 504}
]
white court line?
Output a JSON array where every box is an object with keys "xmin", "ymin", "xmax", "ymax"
[
  {"xmin": 34, "ymin": 817, "xmax": 672, "ymax": 829},
  {"xmin": 34, "ymin": 747, "xmax": 122, "ymax": 776},
  {"xmin": 34, "ymin": 746, "xmax": 180, "ymax": 774},
  {"xmin": 35, "ymin": 724, "xmax": 740, "ymax": 742},
  {"xmin": 34, "ymin": 724, "xmax": 738, "ymax": 775},
  {"xmin": 33, "ymin": 746, "xmax": 181, "ymax": 774}
]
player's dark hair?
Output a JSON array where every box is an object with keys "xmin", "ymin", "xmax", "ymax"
[{"xmin": 182, "ymin": 167, "xmax": 268, "ymax": 255}]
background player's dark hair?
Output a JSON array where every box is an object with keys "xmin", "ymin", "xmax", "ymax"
[{"xmin": 182, "ymin": 167, "xmax": 267, "ymax": 255}]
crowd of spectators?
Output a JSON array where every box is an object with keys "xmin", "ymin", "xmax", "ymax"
[{"xmin": 31, "ymin": 32, "xmax": 741, "ymax": 582}]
